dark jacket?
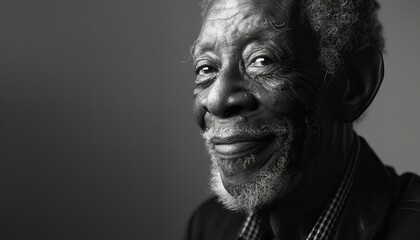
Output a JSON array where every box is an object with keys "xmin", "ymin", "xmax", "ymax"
[{"xmin": 185, "ymin": 138, "xmax": 420, "ymax": 240}]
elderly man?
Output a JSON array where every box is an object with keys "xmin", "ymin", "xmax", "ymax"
[{"xmin": 185, "ymin": 0, "xmax": 420, "ymax": 239}]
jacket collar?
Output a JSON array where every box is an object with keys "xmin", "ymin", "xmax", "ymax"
[{"xmin": 330, "ymin": 136, "xmax": 393, "ymax": 240}]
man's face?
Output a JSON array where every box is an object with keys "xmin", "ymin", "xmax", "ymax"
[{"xmin": 193, "ymin": 0, "xmax": 330, "ymax": 212}]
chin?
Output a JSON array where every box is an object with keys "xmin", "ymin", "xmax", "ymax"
[
  {"xmin": 204, "ymin": 118, "xmax": 321, "ymax": 213},
  {"xmin": 209, "ymin": 153, "xmax": 297, "ymax": 213}
]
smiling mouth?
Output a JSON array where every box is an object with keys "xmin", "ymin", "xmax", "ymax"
[
  {"xmin": 210, "ymin": 134, "xmax": 280, "ymax": 178},
  {"xmin": 212, "ymin": 135, "xmax": 275, "ymax": 159}
]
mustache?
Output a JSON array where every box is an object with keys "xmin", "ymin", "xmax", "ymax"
[{"xmin": 201, "ymin": 123, "xmax": 290, "ymax": 142}]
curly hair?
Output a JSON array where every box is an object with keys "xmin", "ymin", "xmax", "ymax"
[
  {"xmin": 304, "ymin": 0, "xmax": 384, "ymax": 75},
  {"xmin": 200, "ymin": 0, "xmax": 384, "ymax": 75}
]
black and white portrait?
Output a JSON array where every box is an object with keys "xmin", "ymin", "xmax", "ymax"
[{"xmin": 0, "ymin": 0, "xmax": 419, "ymax": 239}]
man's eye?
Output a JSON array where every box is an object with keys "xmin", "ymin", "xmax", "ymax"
[
  {"xmin": 196, "ymin": 66, "xmax": 217, "ymax": 77},
  {"xmin": 251, "ymin": 57, "xmax": 274, "ymax": 67}
]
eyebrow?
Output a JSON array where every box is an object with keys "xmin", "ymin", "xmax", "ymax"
[{"xmin": 190, "ymin": 39, "xmax": 207, "ymax": 60}]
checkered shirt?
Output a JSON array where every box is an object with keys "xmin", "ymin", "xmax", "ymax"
[{"xmin": 237, "ymin": 138, "xmax": 360, "ymax": 240}]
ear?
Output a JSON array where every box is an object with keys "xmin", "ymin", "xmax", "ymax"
[{"xmin": 334, "ymin": 45, "xmax": 384, "ymax": 122}]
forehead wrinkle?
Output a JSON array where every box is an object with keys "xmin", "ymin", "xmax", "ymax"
[
  {"xmin": 200, "ymin": 16, "xmax": 270, "ymax": 51},
  {"xmin": 193, "ymin": 28, "xmax": 291, "ymax": 63},
  {"xmin": 204, "ymin": 0, "xmax": 267, "ymax": 39},
  {"xmin": 195, "ymin": 0, "xmax": 298, "ymax": 60},
  {"xmin": 207, "ymin": 11, "xmax": 258, "ymax": 43},
  {"xmin": 205, "ymin": 0, "xmax": 293, "ymax": 27},
  {"xmin": 194, "ymin": 23, "xmax": 290, "ymax": 57}
]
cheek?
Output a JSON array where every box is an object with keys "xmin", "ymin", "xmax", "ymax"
[
  {"xmin": 193, "ymin": 93, "xmax": 206, "ymax": 130},
  {"xmin": 251, "ymin": 81, "xmax": 312, "ymax": 121}
]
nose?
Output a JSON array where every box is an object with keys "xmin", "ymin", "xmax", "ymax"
[{"xmin": 201, "ymin": 70, "xmax": 258, "ymax": 118}]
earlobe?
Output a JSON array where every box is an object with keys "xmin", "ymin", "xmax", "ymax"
[{"xmin": 335, "ymin": 45, "xmax": 384, "ymax": 122}]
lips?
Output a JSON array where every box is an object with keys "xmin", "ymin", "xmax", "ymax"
[
  {"xmin": 212, "ymin": 135, "xmax": 275, "ymax": 159},
  {"xmin": 210, "ymin": 134, "xmax": 279, "ymax": 182},
  {"xmin": 205, "ymin": 122, "xmax": 291, "ymax": 183}
]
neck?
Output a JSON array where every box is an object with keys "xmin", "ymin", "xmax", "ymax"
[{"xmin": 258, "ymin": 123, "xmax": 355, "ymax": 239}]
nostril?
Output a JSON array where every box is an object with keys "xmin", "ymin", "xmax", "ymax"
[
  {"xmin": 204, "ymin": 79, "xmax": 259, "ymax": 118},
  {"xmin": 225, "ymin": 105, "xmax": 243, "ymax": 117},
  {"xmin": 201, "ymin": 105, "xmax": 209, "ymax": 114},
  {"xmin": 221, "ymin": 92, "xmax": 258, "ymax": 118}
]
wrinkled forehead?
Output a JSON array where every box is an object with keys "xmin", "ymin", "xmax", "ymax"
[
  {"xmin": 203, "ymin": 0, "xmax": 260, "ymax": 23},
  {"xmin": 202, "ymin": 0, "xmax": 296, "ymax": 20},
  {"xmin": 195, "ymin": 0, "xmax": 298, "ymax": 55}
]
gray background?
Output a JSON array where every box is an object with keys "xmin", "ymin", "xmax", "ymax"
[{"xmin": 0, "ymin": 0, "xmax": 419, "ymax": 239}]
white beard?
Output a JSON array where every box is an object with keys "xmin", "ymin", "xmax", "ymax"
[{"xmin": 203, "ymin": 123, "xmax": 302, "ymax": 213}]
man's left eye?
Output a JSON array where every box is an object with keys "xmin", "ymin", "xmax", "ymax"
[{"xmin": 251, "ymin": 57, "xmax": 274, "ymax": 67}]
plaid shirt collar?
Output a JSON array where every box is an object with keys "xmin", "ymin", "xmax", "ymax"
[{"xmin": 238, "ymin": 138, "xmax": 360, "ymax": 240}]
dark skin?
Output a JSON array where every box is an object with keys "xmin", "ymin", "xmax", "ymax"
[{"xmin": 192, "ymin": 0, "xmax": 384, "ymax": 239}]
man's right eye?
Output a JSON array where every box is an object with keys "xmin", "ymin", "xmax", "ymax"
[{"xmin": 196, "ymin": 65, "xmax": 217, "ymax": 77}]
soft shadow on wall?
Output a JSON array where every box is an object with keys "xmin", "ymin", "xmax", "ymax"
[
  {"xmin": 0, "ymin": 1, "xmax": 206, "ymax": 239},
  {"xmin": 354, "ymin": 0, "xmax": 420, "ymax": 175}
]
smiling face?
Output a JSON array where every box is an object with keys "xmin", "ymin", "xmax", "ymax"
[{"xmin": 193, "ymin": 0, "xmax": 331, "ymax": 212}]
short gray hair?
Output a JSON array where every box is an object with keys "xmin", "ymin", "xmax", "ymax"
[{"xmin": 304, "ymin": 0, "xmax": 384, "ymax": 75}]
